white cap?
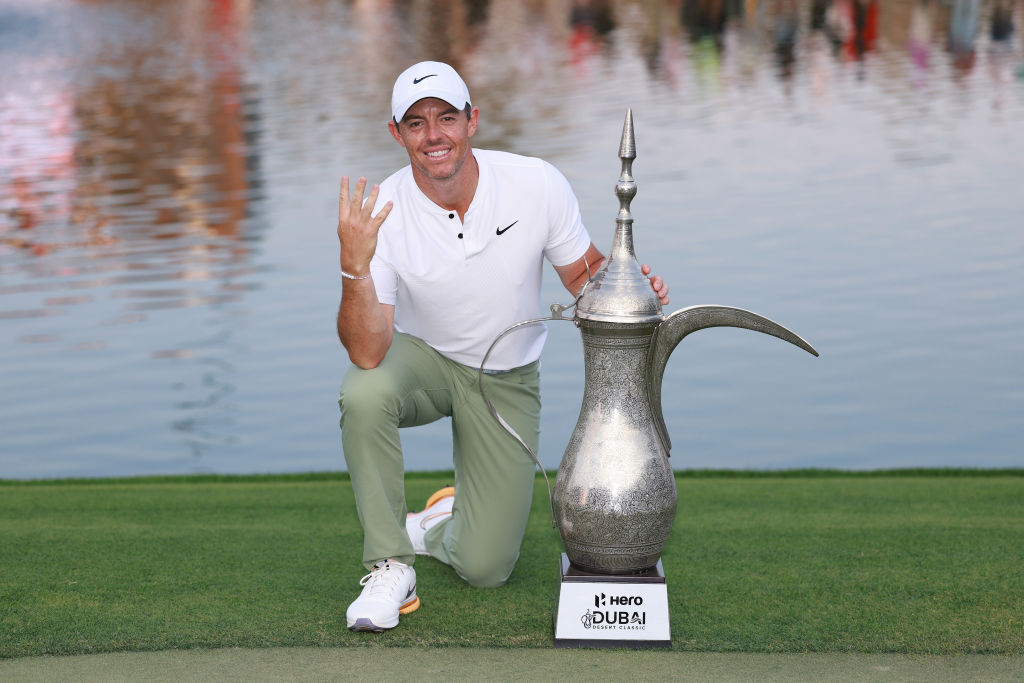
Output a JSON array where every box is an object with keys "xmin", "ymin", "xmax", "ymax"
[{"xmin": 391, "ymin": 61, "xmax": 472, "ymax": 122}]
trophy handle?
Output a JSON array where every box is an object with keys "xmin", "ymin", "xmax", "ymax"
[{"xmin": 646, "ymin": 305, "xmax": 819, "ymax": 454}]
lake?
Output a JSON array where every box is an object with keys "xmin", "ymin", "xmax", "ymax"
[{"xmin": 1, "ymin": 0, "xmax": 1022, "ymax": 479}]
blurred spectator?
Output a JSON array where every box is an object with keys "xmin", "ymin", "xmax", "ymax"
[
  {"xmin": 569, "ymin": 0, "xmax": 616, "ymax": 67},
  {"xmin": 774, "ymin": 0, "xmax": 799, "ymax": 76},
  {"xmin": 811, "ymin": 0, "xmax": 830, "ymax": 31},
  {"xmin": 845, "ymin": 0, "xmax": 878, "ymax": 60},
  {"xmin": 990, "ymin": 0, "xmax": 1014, "ymax": 42},
  {"xmin": 908, "ymin": 0, "xmax": 934, "ymax": 77},
  {"xmin": 570, "ymin": 0, "xmax": 615, "ymax": 37},
  {"xmin": 814, "ymin": 0, "xmax": 852, "ymax": 55},
  {"xmin": 682, "ymin": 0, "xmax": 729, "ymax": 47},
  {"xmin": 948, "ymin": 0, "xmax": 979, "ymax": 71}
]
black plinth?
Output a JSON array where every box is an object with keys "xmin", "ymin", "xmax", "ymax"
[{"xmin": 559, "ymin": 554, "xmax": 666, "ymax": 583}]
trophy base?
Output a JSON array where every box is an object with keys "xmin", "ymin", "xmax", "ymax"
[{"xmin": 553, "ymin": 553, "xmax": 671, "ymax": 649}]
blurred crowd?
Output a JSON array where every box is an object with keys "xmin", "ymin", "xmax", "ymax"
[{"xmin": 3, "ymin": 0, "xmax": 1022, "ymax": 253}]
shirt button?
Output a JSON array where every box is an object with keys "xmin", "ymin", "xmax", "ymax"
[
  {"xmin": 449, "ymin": 213, "xmax": 455, "ymax": 219},
  {"xmin": 458, "ymin": 233, "xmax": 464, "ymax": 239}
]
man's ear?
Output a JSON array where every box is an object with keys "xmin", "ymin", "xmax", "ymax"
[
  {"xmin": 388, "ymin": 119, "xmax": 406, "ymax": 147},
  {"xmin": 467, "ymin": 107, "xmax": 480, "ymax": 138}
]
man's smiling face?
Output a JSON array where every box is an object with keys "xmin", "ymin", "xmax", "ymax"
[{"xmin": 389, "ymin": 97, "xmax": 479, "ymax": 183}]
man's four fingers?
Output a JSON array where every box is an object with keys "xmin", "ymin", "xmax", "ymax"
[
  {"xmin": 339, "ymin": 176, "xmax": 392, "ymax": 233},
  {"xmin": 640, "ymin": 263, "xmax": 669, "ymax": 305}
]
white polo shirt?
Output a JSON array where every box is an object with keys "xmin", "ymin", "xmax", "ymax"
[{"xmin": 370, "ymin": 149, "xmax": 592, "ymax": 371}]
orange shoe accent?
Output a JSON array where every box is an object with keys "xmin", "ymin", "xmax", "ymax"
[
  {"xmin": 415, "ymin": 510, "xmax": 452, "ymax": 529},
  {"xmin": 423, "ymin": 486, "xmax": 455, "ymax": 510},
  {"xmin": 399, "ymin": 596, "xmax": 421, "ymax": 614}
]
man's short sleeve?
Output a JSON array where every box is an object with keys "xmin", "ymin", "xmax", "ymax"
[
  {"xmin": 542, "ymin": 161, "xmax": 592, "ymax": 266},
  {"xmin": 368, "ymin": 179, "xmax": 401, "ymax": 306},
  {"xmin": 369, "ymin": 251, "xmax": 398, "ymax": 306}
]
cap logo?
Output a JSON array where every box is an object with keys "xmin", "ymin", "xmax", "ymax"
[{"xmin": 412, "ymin": 74, "xmax": 437, "ymax": 84}]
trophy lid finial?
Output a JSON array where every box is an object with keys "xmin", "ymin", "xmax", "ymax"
[
  {"xmin": 575, "ymin": 109, "xmax": 664, "ymax": 324},
  {"xmin": 615, "ymin": 109, "xmax": 637, "ymax": 224},
  {"xmin": 618, "ymin": 108, "xmax": 636, "ymax": 161}
]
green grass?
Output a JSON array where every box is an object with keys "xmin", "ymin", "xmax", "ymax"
[{"xmin": 1, "ymin": 471, "xmax": 1022, "ymax": 658}]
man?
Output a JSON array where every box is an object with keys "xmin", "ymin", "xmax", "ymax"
[{"xmin": 336, "ymin": 61, "xmax": 668, "ymax": 632}]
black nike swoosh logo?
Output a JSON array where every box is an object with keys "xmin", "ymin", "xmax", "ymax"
[
  {"xmin": 496, "ymin": 220, "xmax": 518, "ymax": 235},
  {"xmin": 412, "ymin": 75, "xmax": 437, "ymax": 84}
]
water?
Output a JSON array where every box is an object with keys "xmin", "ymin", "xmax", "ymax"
[{"xmin": 2, "ymin": 0, "xmax": 1022, "ymax": 479}]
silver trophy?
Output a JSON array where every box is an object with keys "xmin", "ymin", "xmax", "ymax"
[{"xmin": 551, "ymin": 110, "xmax": 818, "ymax": 647}]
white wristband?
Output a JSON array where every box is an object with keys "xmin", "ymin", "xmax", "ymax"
[{"xmin": 341, "ymin": 269, "xmax": 371, "ymax": 281}]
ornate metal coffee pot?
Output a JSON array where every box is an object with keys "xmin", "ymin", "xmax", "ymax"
[{"xmin": 552, "ymin": 110, "xmax": 818, "ymax": 574}]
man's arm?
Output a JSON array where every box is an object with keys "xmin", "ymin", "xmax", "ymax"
[
  {"xmin": 554, "ymin": 243, "xmax": 605, "ymax": 296},
  {"xmin": 554, "ymin": 242, "xmax": 670, "ymax": 304},
  {"xmin": 336, "ymin": 176, "xmax": 395, "ymax": 369},
  {"xmin": 337, "ymin": 291, "xmax": 394, "ymax": 370}
]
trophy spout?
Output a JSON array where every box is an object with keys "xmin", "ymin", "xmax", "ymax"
[{"xmin": 647, "ymin": 305, "xmax": 819, "ymax": 453}]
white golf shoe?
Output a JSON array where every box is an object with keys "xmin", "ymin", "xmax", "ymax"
[
  {"xmin": 346, "ymin": 559, "xmax": 419, "ymax": 632},
  {"xmin": 406, "ymin": 486, "xmax": 455, "ymax": 555}
]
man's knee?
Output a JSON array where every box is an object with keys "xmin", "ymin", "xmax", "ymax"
[
  {"xmin": 453, "ymin": 549, "xmax": 520, "ymax": 588},
  {"xmin": 339, "ymin": 366, "xmax": 399, "ymax": 423}
]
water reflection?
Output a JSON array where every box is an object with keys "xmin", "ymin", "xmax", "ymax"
[
  {"xmin": 3, "ymin": 3, "xmax": 259, "ymax": 247},
  {"xmin": 1, "ymin": 0, "xmax": 1022, "ymax": 478},
  {"xmin": 1, "ymin": 0, "xmax": 264, "ymax": 473}
]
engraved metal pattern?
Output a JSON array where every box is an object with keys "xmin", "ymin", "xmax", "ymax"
[
  {"xmin": 553, "ymin": 319, "xmax": 677, "ymax": 573},
  {"xmin": 552, "ymin": 110, "xmax": 818, "ymax": 574}
]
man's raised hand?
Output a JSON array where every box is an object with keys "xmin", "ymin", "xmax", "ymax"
[{"xmin": 337, "ymin": 176, "xmax": 393, "ymax": 278}]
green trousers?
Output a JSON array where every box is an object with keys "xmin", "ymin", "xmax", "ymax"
[{"xmin": 339, "ymin": 332, "xmax": 540, "ymax": 587}]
